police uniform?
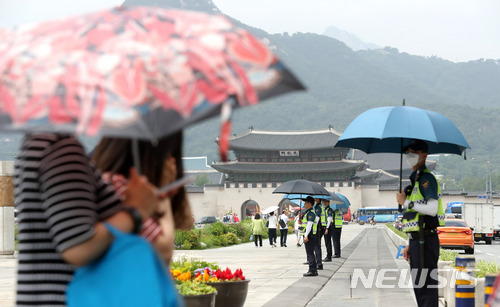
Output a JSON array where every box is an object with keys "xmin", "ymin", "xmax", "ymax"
[
  {"xmin": 402, "ymin": 166, "xmax": 445, "ymax": 307},
  {"xmin": 324, "ymin": 205, "xmax": 334, "ymax": 261},
  {"xmin": 313, "ymin": 202, "xmax": 326, "ymax": 269},
  {"xmin": 301, "ymin": 207, "xmax": 317, "ymax": 275},
  {"xmin": 332, "ymin": 209, "xmax": 343, "ymax": 257}
]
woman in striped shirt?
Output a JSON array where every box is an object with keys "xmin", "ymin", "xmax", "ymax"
[
  {"xmin": 92, "ymin": 131, "xmax": 193, "ymax": 264},
  {"xmin": 15, "ymin": 133, "xmax": 160, "ymax": 306}
]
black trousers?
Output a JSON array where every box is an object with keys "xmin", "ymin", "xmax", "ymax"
[
  {"xmin": 324, "ymin": 226, "xmax": 333, "ymax": 258},
  {"xmin": 254, "ymin": 235, "xmax": 262, "ymax": 247},
  {"xmin": 409, "ymin": 234, "xmax": 439, "ymax": 307},
  {"xmin": 314, "ymin": 226, "xmax": 324, "ymax": 266},
  {"xmin": 304, "ymin": 233, "xmax": 317, "ymax": 273},
  {"xmin": 280, "ymin": 229, "xmax": 288, "ymax": 246},
  {"xmin": 332, "ymin": 227, "xmax": 342, "ymax": 256},
  {"xmin": 268, "ymin": 228, "xmax": 277, "ymax": 245}
]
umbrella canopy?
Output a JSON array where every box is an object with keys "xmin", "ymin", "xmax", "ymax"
[
  {"xmin": 0, "ymin": 6, "xmax": 304, "ymax": 143},
  {"xmin": 335, "ymin": 104, "xmax": 470, "ymax": 211},
  {"xmin": 315, "ymin": 193, "xmax": 344, "ymax": 205},
  {"xmin": 330, "ymin": 193, "xmax": 351, "ymax": 210},
  {"xmin": 262, "ymin": 206, "xmax": 279, "ymax": 214},
  {"xmin": 273, "ymin": 180, "xmax": 331, "ymax": 196},
  {"xmin": 335, "ymin": 105, "xmax": 470, "ymax": 155}
]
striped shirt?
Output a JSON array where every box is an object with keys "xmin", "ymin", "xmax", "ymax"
[{"xmin": 15, "ymin": 134, "xmax": 122, "ymax": 306}]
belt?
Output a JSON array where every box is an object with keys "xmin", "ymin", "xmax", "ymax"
[{"xmin": 407, "ymin": 229, "xmax": 437, "ymax": 240}]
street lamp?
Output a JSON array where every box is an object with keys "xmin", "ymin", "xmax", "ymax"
[{"xmin": 485, "ymin": 161, "xmax": 492, "ymax": 204}]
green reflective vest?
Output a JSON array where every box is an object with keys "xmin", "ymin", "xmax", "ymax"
[
  {"xmin": 314, "ymin": 203, "xmax": 326, "ymax": 227},
  {"xmin": 402, "ymin": 169, "xmax": 445, "ymax": 233},
  {"xmin": 300, "ymin": 208, "xmax": 317, "ymax": 236},
  {"xmin": 334, "ymin": 209, "xmax": 343, "ymax": 228}
]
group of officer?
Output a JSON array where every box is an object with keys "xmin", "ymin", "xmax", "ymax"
[{"xmin": 299, "ymin": 195, "xmax": 344, "ymax": 277}]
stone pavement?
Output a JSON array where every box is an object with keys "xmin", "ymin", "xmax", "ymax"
[{"xmin": 0, "ymin": 224, "xmax": 418, "ymax": 307}]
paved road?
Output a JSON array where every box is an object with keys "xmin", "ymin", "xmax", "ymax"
[
  {"xmin": 0, "ymin": 224, "xmax": 417, "ymax": 307},
  {"xmin": 443, "ymin": 237, "xmax": 500, "ymax": 263}
]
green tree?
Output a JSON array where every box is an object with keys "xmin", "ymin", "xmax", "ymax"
[{"xmin": 194, "ymin": 174, "xmax": 209, "ymax": 186}]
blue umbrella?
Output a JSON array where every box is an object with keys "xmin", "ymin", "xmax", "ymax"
[
  {"xmin": 330, "ymin": 193, "xmax": 351, "ymax": 210},
  {"xmin": 335, "ymin": 103, "xmax": 470, "ymax": 211},
  {"xmin": 335, "ymin": 105, "xmax": 470, "ymax": 155}
]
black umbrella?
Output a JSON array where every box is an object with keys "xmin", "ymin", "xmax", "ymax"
[
  {"xmin": 273, "ymin": 180, "xmax": 331, "ymax": 217},
  {"xmin": 273, "ymin": 180, "xmax": 331, "ymax": 196}
]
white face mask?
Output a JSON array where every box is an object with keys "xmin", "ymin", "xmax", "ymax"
[{"xmin": 406, "ymin": 152, "xmax": 420, "ymax": 168}]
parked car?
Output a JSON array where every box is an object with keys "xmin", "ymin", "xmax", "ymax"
[
  {"xmin": 194, "ymin": 216, "xmax": 218, "ymax": 229},
  {"xmin": 437, "ymin": 219, "xmax": 474, "ymax": 254},
  {"xmin": 393, "ymin": 216, "xmax": 403, "ymax": 231}
]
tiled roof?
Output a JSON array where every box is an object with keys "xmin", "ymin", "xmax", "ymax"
[
  {"xmin": 184, "ymin": 171, "xmax": 225, "ymax": 185},
  {"xmin": 182, "ymin": 157, "xmax": 212, "ymax": 171},
  {"xmin": 211, "ymin": 160, "xmax": 365, "ymax": 173},
  {"xmin": 226, "ymin": 128, "xmax": 346, "ymax": 151}
]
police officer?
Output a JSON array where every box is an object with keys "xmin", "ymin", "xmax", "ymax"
[
  {"xmin": 396, "ymin": 139, "xmax": 445, "ymax": 307},
  {"xmin": 331, "ymin": 206, "xmax": 343, "ymax": 258},
  {"xmin": 323, "ymin": 199, "xmax": 334, "ymax": 262},
  {"xmin": 313, "ymin": 198, "xmax": 326, "ymax": 270},
  {"xmin": 301, "ymin": 196, "xmax": 318, "ymax": 277}
]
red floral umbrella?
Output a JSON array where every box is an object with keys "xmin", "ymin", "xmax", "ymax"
[{"xmin": 0, "ymin": 6, "xmax": 304, "ymax": 160}]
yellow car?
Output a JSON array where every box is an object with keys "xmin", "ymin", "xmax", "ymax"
[{"xmin": 437, "ymin": 219, "xmax": 474, "ymax": 254}]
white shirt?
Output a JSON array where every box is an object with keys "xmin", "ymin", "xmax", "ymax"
[
  {"xmin": 279, "ymin": 214, "xmax": 289, "ymax": 229},
  {"xmin": 294, "ymin": 215, "xmax": 300, "ymax": 230},
  {"xmin": 268, "ymin": 215, "xmax": 278, "ymax": 229}
]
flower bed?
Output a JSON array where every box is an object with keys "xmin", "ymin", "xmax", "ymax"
[{"xmin": 170, "ymin": 254, "xmax": 249, "ymax": 307}]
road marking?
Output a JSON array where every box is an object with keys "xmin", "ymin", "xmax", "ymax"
[{"xmin": 486, "ymin": 253, "xmax": 495, "ymax": 256}]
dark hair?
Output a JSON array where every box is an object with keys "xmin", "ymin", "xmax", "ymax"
[
  {"xmin": 92, "ymin": 132, "xmax": 187, "ymax": 226},
  {"xmin": 92, "ymin": 132, "xmax": 183, "ymax": 187},
  {"xmin": 405, "ymin": 139, "xmax": 429, "ymax": 153},
  {"xmin": 269, "ymin": 211, "xmax": 274, "ymax": 216},
  {"xmin": 255, "ymin": 213, "xmax": 261, "ymax": 219}
]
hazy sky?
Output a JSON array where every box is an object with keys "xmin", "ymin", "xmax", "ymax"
[
  {"xmin": 214, "ymin": 0, "xmax": 500, "ymax": 63},
  {"xmin": 1, "ymin": 0, "xmax": 499, "ymax": 63}
]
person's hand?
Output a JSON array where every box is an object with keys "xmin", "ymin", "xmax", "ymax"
[
  {"xmin": 396, "ymin": 191, "xmax": 407, "ymax": 207},
  {"xmin": 325, "ymin": 229, "xmax": 329, "ymax": 235},
  {"xmin": 124, "ymin": 167, "xmax": 159, "ymax": 220},
  {"xmin": 303, "ymin": 236, "xmax": 309, "ymax": 243},
  {"xmin": 403, "ymin": 245, "xmax": 410, "ymax": 260}
]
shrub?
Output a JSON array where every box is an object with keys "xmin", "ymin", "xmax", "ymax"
[
  {"xmin": 439, "ymin": 249, "xmax": 458, "ymax": 266},
  {"xmin": 206, "ymin": 221, "xmax": 227, "ymax": 236},
  {"xmin": 385, "ymin": 223, "xmax": 408, "ymax": 240},
  {"xmin": 175, "ymin": 229, "xmax": 201, "ymax": 249},
  {"xmin": 220, "ymin": 235, "xmax": 229, "ymax": 246},
  {"xmin": 223, "ymin": 233, "xmax": 239, "ymax": 245},
  {"xmin": 475, "ymin": 260, "xmax": 499, "ymax": 278},
  {"xmin": 210, "ymin": 236, "xmax": 222, "ymax": 247},
  {"xmin": 183, "ymin": 240, "xmax": 192, "ymax": 250}
]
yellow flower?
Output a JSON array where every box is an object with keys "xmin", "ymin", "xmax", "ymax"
[{"xmin": 171, "ymin": 269, "xmax": 182, "ymax": 277}]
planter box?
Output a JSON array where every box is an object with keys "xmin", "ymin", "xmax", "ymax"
[
  {"xmin": 438, "ymin": 261, "xmax": 453, "ymax": 298},
  {"xmin": 206, "ymin": 280, "xmax": 250, "ymax": 307},
  {"xmin": 183, "ymin": 292, "xmax": 217, "ymax": 307}
]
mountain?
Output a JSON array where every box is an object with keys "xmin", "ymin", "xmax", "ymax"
[
  {"xmin": 323, "ymin": 26, "xmax": 380, "ymax": 51},
  {"xmin": 123, "ymin": 0, "xmax": 220, "ymax": 12},
  {"xmin": 2, "ymin": 0, "xmax": 499, "ymax": 190}
]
